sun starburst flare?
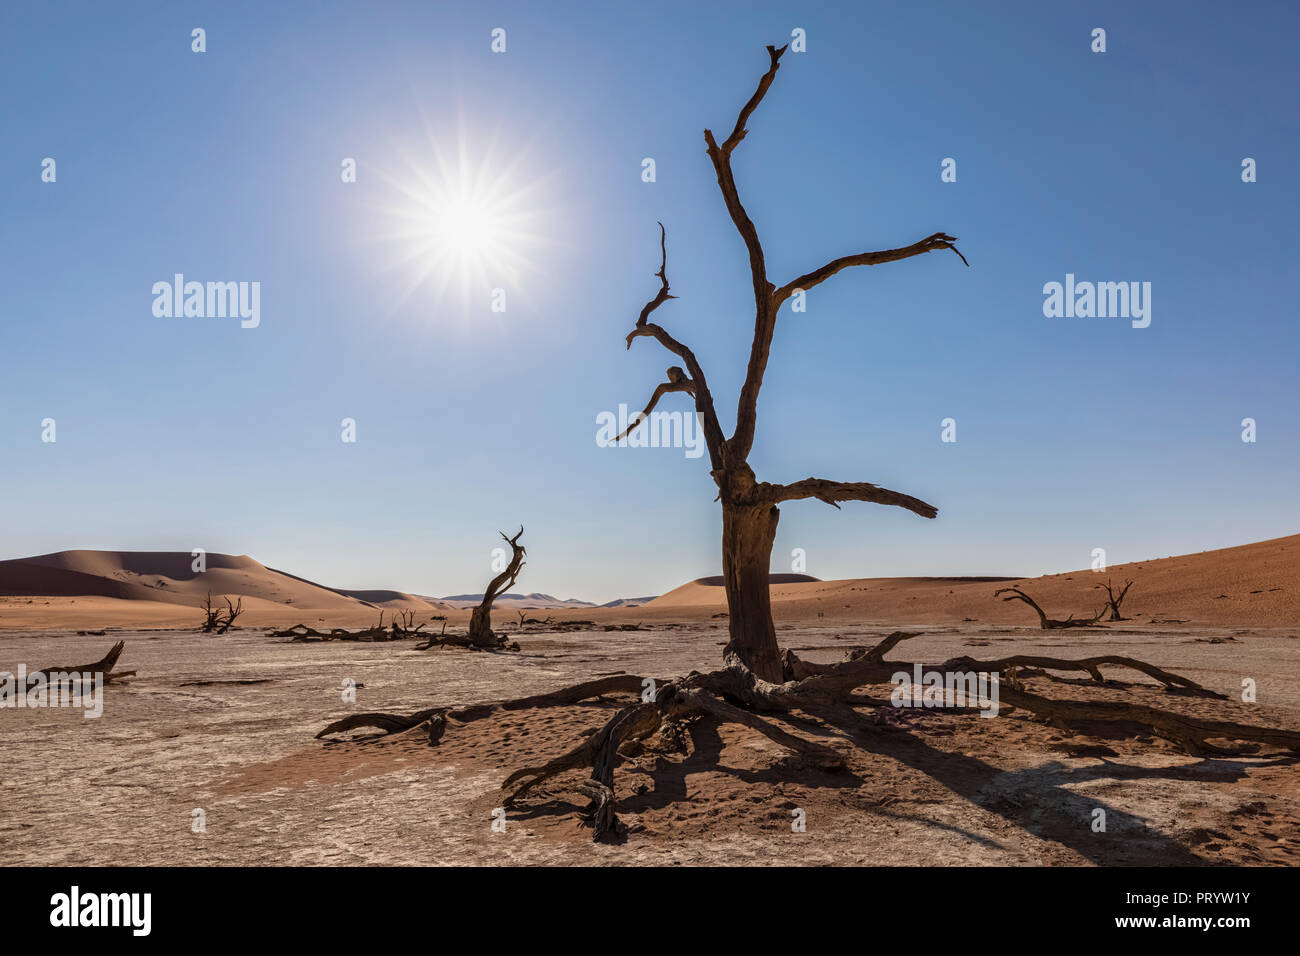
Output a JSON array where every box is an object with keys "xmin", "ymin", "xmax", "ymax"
[{"xmin": 371, "ymin": 122, "xmax": 552, "ymax": 316}]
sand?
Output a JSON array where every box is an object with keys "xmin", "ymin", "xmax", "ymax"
[
  {"xmin": 1, "ymin": 534, "xmax": 1297, "ymax": 866},
  {"xmin": 0, "ymin": 620, "xmax": 1296, "ymax": 865}
]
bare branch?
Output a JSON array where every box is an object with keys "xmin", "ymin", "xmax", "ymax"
[
  {"xmin": 774, "ymin": 231, "xmax": 969, "ymax": 308},
  {"xmin": 703, "ymin": 45, "xmax": 787, "ymax": 316},
  {"xmin": 622, "ymin": 226, "xmax": 728, "ymax": 470},
  {"xmin": 765, "ymin": 477, "xmax": 938, "ymax": 519},
  {"xmin": 635, "ymin": 221, "xmax": 676, "ymax": 327},
  {"xmin": 720, "ymin": 44, "xmax": 788, "ymax": 154},
  {"xmin": 703, "ymin": 47, "xmax": 966, "ymax": 463},
  {"xmin": 614, "ymin": 369, "xmax": 694, "ymax": 442},
  {"xmin": 485, "ymin": 527, "xmax": 525, "ymax": 603}
]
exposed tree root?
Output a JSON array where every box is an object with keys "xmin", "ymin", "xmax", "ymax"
[
  {"xmin": 940, "ymin": 653, "xmax": 1221, "ymax": 696},
  {"xmin": 414, "ymin": 629, "xmax": 520, "ymax": 652},
  {"xmin": 316, "ymin": 674, "xmax": 649, "ymax": 740},
  {"xmin": 317, "ymin": 630, "xmax": 1300, "ymax": 842}
]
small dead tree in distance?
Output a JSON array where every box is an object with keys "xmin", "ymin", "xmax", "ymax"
[
  {"xmin": 416, "ymin": 527, "xmax": 525, "ymax": 651},
  {"xmin": 320, "ymin": 46, "xmax": 1300, "ymax": 841},
  {"xmin": 1098, "ymin": 578, "xmax": 1135, "ymax": 621},
  {"xmin": 995, "ymin": 586, "xmax": 1105, "ymax": 629},
  {"xmin": 199, "ymin": 592, "xmax": 243, "ymax": 634}
]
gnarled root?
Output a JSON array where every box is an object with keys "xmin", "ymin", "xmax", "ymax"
[
  {"xmin": 499, "ymin": 681, "xmax": 846, "ymax": 841},
  {"xmin": 414, "ymin": 630, "xmax": 520, "ymax": 652},
  {"xmin": 316, "ymin": 674, "xmax": 650, "ymax": 741},
  {"xmin": 315, "ymin": 631, "xmax": 1300, "ymax": 841}
]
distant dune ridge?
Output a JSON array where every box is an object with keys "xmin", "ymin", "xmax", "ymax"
[
  {"xmin": 0, "ymin": 550, "xmax": 446, "ymax": 620},
  {"xmin": 429, "ymin": 592, "xmax": 640, "ymax": 610},
  {"xmin": 0, "ymin": 534, "xmax": 1297, "ymax": 629}
]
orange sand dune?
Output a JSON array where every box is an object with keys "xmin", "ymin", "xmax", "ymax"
[
  {"xmin": 0, "ymin": 534, "xmax": 1296, "ymax": 631},
  {"xmin": 642, "ymin": 533, "xmax": 1300, "ymax": 628},
  {"xmin": 0, "ymin": 550, "xmax": 446, "ymax": 629}
]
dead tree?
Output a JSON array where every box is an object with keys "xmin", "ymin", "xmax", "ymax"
[
  {"xmin": 219, "ymin": 597, "xmax": 243, "ymax": 633},
  {"xmin": 617, "ymin": 45, "xmax": 964, "ymax": 682},
  {"xmin": 515, "ymin": 610, "xmax": 554, "ymax": 627},
  {"xmin": 468, "ymin": 527, "xmax": 525, "ymax": 645},
  {"xmin": 199, "ymin": 592, "xmax": 243, "ymax": 634},
  {"xmin": 200, "ymin": 592, "xmax": 221, "ymax": 632},
  {"xmin": 416, "ymin": 528, "xmax": 525, "ymax": 651},
  {"xmin": 1097, "ymin": 578, "xmax": 1135, "ymax": 621},
  {"xmin": 319, "ymin": 46, "xmax": 1300, "ymax": 843},
  {"xmin": 995, "ymin": 586, "xmax": 1105, "ymax": 630}
]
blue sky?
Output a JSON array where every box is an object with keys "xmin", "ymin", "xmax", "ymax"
[{"xmin": 2, "ymin": 1, "xmax": 1297, "ymax": 602}]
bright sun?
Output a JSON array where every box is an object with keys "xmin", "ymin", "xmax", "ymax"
[{"xmin": 374, "ymin": 127, "xmax": 547, "ymax": 312}]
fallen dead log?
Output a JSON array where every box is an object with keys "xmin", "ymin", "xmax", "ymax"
[
  {"xmin": 31, "ymin": 640, "xmax": 135, "ymax": 684},
  {"xmin": 272, "ymin": 616, "xmax": 420, "ymax": 643}
]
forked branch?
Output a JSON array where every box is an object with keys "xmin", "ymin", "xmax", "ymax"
[
  {"xmin": 706, "ymin": 47, "xmax": 965, "ymax": 463},
  {"xmin": 703, "ymin": 43, "xmax": 787, "ymax": 312},
  {"xmin": 614, "ymin": 368, "xmax": 695, "ymax": 442},
  {"xmin": 634, "ymin": 222, "xmax": 676, "ymax": 328},
  {"xmin": 1097, "ymin": 578, "xmax": 1136, "ymax": 622},
  {"xmin": 622, "ymin": 228, "xmax": 727, "ymax": 469}
]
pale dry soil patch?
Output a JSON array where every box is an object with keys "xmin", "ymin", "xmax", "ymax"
[{"xmin": 1, "ymin": 622, "xmax": 1297, "ymax": 865}]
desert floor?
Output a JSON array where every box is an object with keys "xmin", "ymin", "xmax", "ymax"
[{"xmin": 2, "ymin": 619, "xmax": 1297, "ymax": 866}]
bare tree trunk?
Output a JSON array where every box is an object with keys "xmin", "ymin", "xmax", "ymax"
[
  {"xmin": 721, "ymin": 502, "xmax": 783, "ymax": 682},
  {"xmin": 464, "ymin": 527, "xmax": 525, "ymax": 649},
  {"xmin": 467, "ymin": 604, "xmax": 497, "ymax": 647}
]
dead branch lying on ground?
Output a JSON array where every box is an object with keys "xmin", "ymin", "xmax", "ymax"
[
  {"xmin": 995, "ymin": 586, "xmax": 1105, "ymax": 629},
  {"xmin": 271, "ymin": 609, "xmax": 428, "ymax": 643},
  {"xmin": 317, "ymin": 630, "xmax": 1300, "ymax": 842},
  {"xmin": 515, "ymin": 610, "xmax": 555, "ymax": 627},
  {"xmin": 31, "ymin": 640, "xmax": 135, "ymax": 683}
]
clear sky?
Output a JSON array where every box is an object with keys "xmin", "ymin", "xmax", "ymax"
[{"xmin": 2, "ymin": 1, "xmax": 1297, "ymax": 602}]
